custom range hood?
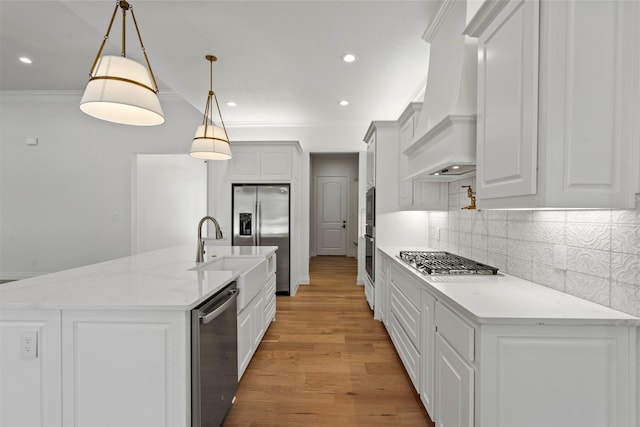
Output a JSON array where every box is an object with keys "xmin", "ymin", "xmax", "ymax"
[{"xmin": 404, "ymin": 0, "xmax": 477, "ymax": 181}]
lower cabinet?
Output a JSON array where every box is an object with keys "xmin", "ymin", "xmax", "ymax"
[
  {"xmin": 435, "ymin": 333, "xmax": 474, "ymax": 427},
  {"xmin": 375, "ymin": 252, "xmax": 391, "ymax": 327},
  {"xmin": 364, "ymin": 275, "xmax": 374, "ymax": 311},
  {"xmin": 389, "ymin": 263, "xmax": 422, "ymax": 393},
  {"xmin": 61, "ymin": 310, "xmax": 189, "ymax": 427},
  {"xmin": 383, "ymin": 258, "xmax": 638, "ymax": 427},
  {"xmin": 0, "ymin": 310, "xmax": 62, "ymax": 427},
  {"xmin": 420, "ymin": 289, "xmax": 436, "ymax": 420},
  {"xmin": 238, "ymin": 273, "xmax": 276, "ymax": 379}
]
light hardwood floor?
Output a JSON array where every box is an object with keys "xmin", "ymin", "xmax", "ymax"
[{"xmin": 224, "ymin": 256, "xmax": 434, "ymax": 427}]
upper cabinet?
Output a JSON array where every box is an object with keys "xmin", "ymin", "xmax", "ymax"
[
  {"xmin": 467, "ymin": 0, "xmax": 640, "ymax": 209},
  {"xmin": 365, "ymin": 131, "xmax": 376, "ymax": 190},
  {"xmin": 229, "ymin": 142, "xmax": 301, "ymax": 182},
  {"xmin": 364, "ymin": 121, "xmax": 399, "ymax": 215}
]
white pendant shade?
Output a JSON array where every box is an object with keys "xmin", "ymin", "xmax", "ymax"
[
  {"xmin": 190, "ymin": 124, "xmax": 232, "ymax": 160},
  {"xmin": 80, "ymin": 55, "xmax": 164, "ymax": 126}
]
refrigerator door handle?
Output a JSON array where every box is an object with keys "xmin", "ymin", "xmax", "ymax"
[
  {"xmin": 257, "ymin": 201, "xmax": 261, "ymax": 246},
  {"xmin": 254, "ymin": 201, "xmax": 258, "ymax": 246}
]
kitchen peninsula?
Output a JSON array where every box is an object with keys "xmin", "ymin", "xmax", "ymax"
[{"xmin": 0, "ymin": 245, "xmax": 277, "ymax": 427}]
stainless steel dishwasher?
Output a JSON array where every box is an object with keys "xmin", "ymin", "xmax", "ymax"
[{"xmin": 191, "ymin": 282, "xmax": 239, "ymax": 427}]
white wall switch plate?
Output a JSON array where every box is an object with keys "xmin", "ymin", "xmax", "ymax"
[
  {"xmin": 20, "ymin": 331, "xmax": 38, "ymax": 359},
  {"xmin": 25, "ymin": 137, "xmax": 38, "ymax": 146}
]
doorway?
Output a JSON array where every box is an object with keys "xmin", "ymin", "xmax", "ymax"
[{"xmin": 309, "ymin": 153, "xmax": 359, "ymax": 257}]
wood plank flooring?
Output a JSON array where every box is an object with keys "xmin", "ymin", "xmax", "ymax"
[{"xmin": 224, "ymin": 256, "xmax": 434, "ymax": 427}]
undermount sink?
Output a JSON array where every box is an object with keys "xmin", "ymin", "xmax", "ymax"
[{"xmin": 192, "ymin": 256, "xmax": 267, "ymax": 311}]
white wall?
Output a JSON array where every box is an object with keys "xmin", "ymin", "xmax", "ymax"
[
  {"xmin": 428, "ymin": 177, "xmax": 640, "ymax": 318},
  {"xmin": 0, "ymin": 91, "xmax": 202, "ymax": 278},
  {"xmin": 309, "ymin": 153, "xmax": 359, "ymax": 257}
]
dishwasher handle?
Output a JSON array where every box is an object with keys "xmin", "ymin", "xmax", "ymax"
[{"xmin": 199, "ymin": 288, "xmax": 239, "ymax": 325}]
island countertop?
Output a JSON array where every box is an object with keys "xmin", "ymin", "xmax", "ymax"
[
  {"xmin": 379, "ymin": 246, "xmax": 640, "ymax": 326},
  {"xmin": 0, "ymin": 246, "xmax": 277, "ymax": 311}
]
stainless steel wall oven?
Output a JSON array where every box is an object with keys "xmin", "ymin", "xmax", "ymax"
[{"xmin": 365, "ymin": 187, "xmax": 375, "ymax": 283}]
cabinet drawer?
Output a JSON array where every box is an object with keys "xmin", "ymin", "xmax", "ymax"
[
  {"xmin": 390, "ymin": 312, "xmax": 420, "ymax": 392},
  {"xmin": 390, "ymin": 282, "xmax": 421, "ymax": 349},
  {"xmin": 435, "ymin": 302, "xmax": 475, "ymax": 362},
  {"xmin": 390, "ymin": 263, "xmax": 421, "ymax": 303},
  {"xmin": 264, "ymin": 297, "xmax": 276, "ymax": 324}
]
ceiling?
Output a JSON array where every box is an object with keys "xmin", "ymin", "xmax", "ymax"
[{"xmin": 0, "ymin": 0, "xmax": 439, "ymax": 149}]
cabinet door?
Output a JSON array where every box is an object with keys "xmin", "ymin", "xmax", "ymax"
[
  {"xmin": 435, "ymin": 333, "xmax": 474, "ymax": 427},
  {"xmin": 252, "ymin": 293, "xmax": 265, "ymax": 349},
  {"xmin": 366, "ymin": 134, "xmax": 376, "ymax": 189},
  {"xmin": 476, "ymin": 0, "xmax": 539, "ymax": 200},
  {"xmin": 237, "ymin": 306, "xmax": 252, "ymax": 379},
  {"xmin": 0, "ymin": 310, "xmax": 62, "ymax": 427},
  {"xmin": 541, "ymin": 0, "xmax": 638, "ymax": 208},
  {"xmin": 62, "ymin": 310, "xmax": 188, "ymax": 427},
  {"xmin": 229, "ymin": 145, "xmax": 261, "ymax": 181},
  {"xmin": 420, "ymin": 291, "xmax": 436, "ymax": 420},
  {"xmin": 261, "ymin": 146, "xmax": 293, "ymax": 181}
]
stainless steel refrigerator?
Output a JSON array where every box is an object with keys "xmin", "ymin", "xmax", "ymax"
[{"xmin": 232, "ymin": 184, "xmax": 290, "ymax": 294}]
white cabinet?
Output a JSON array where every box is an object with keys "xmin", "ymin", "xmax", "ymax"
[
  {"xmin": 61, "ymin": 310, "xmax": 189, "ymax": 427},
  {"xmin": 435, "ymin": 333, "xmax": 474, "ymax": 427},
  {"xmin": 389, "ymin": 262, "xmax": 422, "ymax": 392},
  {"xmin": 375, "ymin": 251, "xmax": 391, "ymax": 327},
  {"xmin": 398, "ymin": 103, "xmax": 448, "ymax": 211},
  {"xmin": 229, "ymin": 142, "xmax": 298, "ymax": 182},
  {"xmin": 366, "ymin": 132, "xmax": 376, "ymax": 190},
  {"xmin": 363, "ymin": 121, "xmax": 400, "ymax": 215},
  {"xmin": 364, "ymin": 275, "xmax": 374, "ymax": 311},
  {"xmin": 383, "ymin": 256, "xmax": 637, "ymax": 427},
  {"xmin": 237, "ymin": 264, "xmax": 277, "ymax": 379},
  {"xmin": 0, "ymin": 310, "xmax": 62, "ymax": 427},
  {"xmin": 469, "ymin": 0, "xmax": 640, "ymax": 209},
  {"xmin": 434, "ymin": 301, "xmax": 475, "ymax": 427},
  {"xmin": 420, "ymin": 290, "xmax": 436, "ymax": 420}
]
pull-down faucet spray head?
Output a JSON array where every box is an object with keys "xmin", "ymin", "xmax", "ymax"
[{"xmin": 196, "ymin": 216, "xmax": 223, "ymax": 262}]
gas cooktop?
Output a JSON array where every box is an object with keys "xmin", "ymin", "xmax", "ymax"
[{"xmin": 397, "ymin": 251, "xmax": 499, "ymax": 275}]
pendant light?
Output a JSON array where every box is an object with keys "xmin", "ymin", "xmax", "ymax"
[
  {"xmin": 189, "ymin": 55, "xmax": 232, "ymax": 160},
  {"xmin": 80, "ymin": 1, "xmax": 164, "ymax": 126}
]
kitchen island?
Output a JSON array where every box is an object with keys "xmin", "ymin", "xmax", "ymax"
[
  {"xmin": 0, "ymin": 245, "xmax": 277, "ymax": 427},
  {"xmin": 377, "ymin": 246, "xmax": 640, "ymax": 427}
]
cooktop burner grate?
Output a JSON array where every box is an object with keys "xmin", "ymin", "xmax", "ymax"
[{"xmin": 398, "ymin": 251, "xmax": 499, "ymax": 275}]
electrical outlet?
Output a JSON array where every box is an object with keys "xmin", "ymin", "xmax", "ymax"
[
  {"xmin": 20, "ymin": 331, "xmax": 38, "ymax": 359},
  {"xmin": 553, "ymin": 244, "xmax": 567, "ymax": 270}
]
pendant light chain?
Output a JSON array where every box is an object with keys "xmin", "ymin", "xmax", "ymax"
[
  {"xmin": 85, "ymin": 1, "xmax": 159, "ymax": 94},
  {"xmin": 129, "ymin": 4, "xmax": 159, "ymax": 93},
  {"xmin": 88, "ymin": 1, "xmax": 120, "ymax": 78}
]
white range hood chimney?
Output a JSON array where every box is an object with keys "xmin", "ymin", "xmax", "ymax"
[{"xmin": 404, "ymin": 0, "xmax": 478, "ymax": 181}]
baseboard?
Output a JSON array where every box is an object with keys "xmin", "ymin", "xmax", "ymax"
[
  {"xmin": 356, "ymin": 274, "xmax": 363, "ymax": 286},
  {"xmin": 298, "ymin": 275, "xmax": 310, "ymax": 285}
]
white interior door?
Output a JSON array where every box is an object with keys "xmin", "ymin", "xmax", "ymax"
[{"xmin": 315, "ymin": 176, "xmax": 348, "ymax": 256}]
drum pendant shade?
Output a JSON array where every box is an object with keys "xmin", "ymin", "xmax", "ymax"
[{"xmin": 80, "ymin": 55, "xmax": 164, "ymax": 126}]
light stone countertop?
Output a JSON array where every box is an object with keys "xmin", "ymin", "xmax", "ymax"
[
  {"xmin": 0, "ymin": 246, "xmax": 277, "ymax": 311},
  {"xmin": 379, "ymin": 246, "xmax": 640, "ymax": 326}
]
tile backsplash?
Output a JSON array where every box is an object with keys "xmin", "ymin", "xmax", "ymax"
[{"xmin": 428, "ymin": 178, "xmax": 640, "ymax": 317}]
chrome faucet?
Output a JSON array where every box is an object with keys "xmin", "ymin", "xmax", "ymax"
[{"xmin": 196, "ymin": 216, "xmax": 223, "ymax": 262}]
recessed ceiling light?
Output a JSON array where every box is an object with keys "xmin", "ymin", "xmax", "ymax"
[
  {"xmin": 226, "ymin": 101, "xmax": 237, "ymax": 107},
  {"xmin": 19, "ymin": 57, "xmax": 32, "ymax": 64},
  {"xmin": 338, "ymin": 100, "xmax": 349, "ymax": 106},
  {"xmin": 452, "ymin": 165, "xmax": 460, "ymax": 170},
  {"xmin": 341, "ymin": 53, "xmax": 356, "ymax": 63},
  {"xmin": 434, "ymin": 172, "xmax": 440, "ymax": 176}
]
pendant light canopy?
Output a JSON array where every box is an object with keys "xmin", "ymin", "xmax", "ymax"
[
  {"xmin": 189, "ymin": 55, "xmax": 232, "ymax": 160},
  {"xmin": 80, "ymin": 1, "xmax": 164, "ymax": 126}
]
